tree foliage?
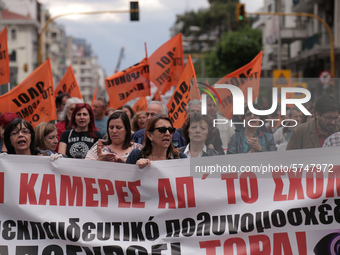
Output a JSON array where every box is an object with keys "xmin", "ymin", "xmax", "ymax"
[{"xmin": 205, "ymin": 26, "xmax": 262, "ymax": 77}]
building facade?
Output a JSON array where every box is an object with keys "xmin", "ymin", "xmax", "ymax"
[{"xmin": 66, "ymin": 36, "xmax": 106, "ymax": 103}]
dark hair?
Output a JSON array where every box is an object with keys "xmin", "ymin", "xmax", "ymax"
[
  {"xmin": 141, "ymin": 116, "xmax": 179, "ymax": 159},
  {"xmin": 120, "ymin": 105, "xmax": 135, "ymax": 118},
  {"xmin": 0, "ymin": 112, "xmax": 18, "ymax": 127},
  {"xmin": 244, "ymin": 103, "xmax": 261, "ymax": 115},
  {"xmin": 315, "ymin": 95, "xmax": 339, "ymax": 116},
  {"xmin": 104, "ymin": 110, "xmax": 132, "ymax": 150},
  {"xmin": 95, "ymin": 97, "xmax": 108, "ymax": 108},
  {"xmin": 182, "ymin": 113, "xmax": 215, "ymax": 145},
  {"xmin": 55, "ymin": 93, "xmax": 70, "ymax": 108},
  {"xmin": 70, "ymin": 103, "xmax": 98, "ymax": 138},
  {"xmin": 4, "ymin": 118, "xmax": 40, "ymax": 155}
]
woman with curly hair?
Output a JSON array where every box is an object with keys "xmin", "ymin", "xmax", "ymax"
[
  {"xmin": 180, "ymin": 112, "xmax": 219, "ymax": 157},
  {"xmin": 131, "ymin": 111, "xmax": 147, "ymax": 132}
]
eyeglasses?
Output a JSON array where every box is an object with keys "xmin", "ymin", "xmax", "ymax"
[
  {"xmin": 146, "ymin": 112, "xmax": 160, "ymax": 118},
  {"xmin": 153, "ymin": 127, "xmax": 176, "ymax": 134},
  {"xmin": 10, "ymin": 129, "xmax": 31, "ymax": 137},
  {"xmin": 321, "ymin": 114, "xmax": 339, "ymax": 122}
]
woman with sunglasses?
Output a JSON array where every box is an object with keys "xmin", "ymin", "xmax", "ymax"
[
  {"xmin": 126, "ymin": 116, "xmax": 186, "ymax": 168},
  {"xmin": 228, "ymin": 105, "xmax": 277, "ymax": 154}
]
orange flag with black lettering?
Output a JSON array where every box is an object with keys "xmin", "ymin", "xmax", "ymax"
[
  {"xmin": 132, "ymin": 97, "xmax": 148, "ymax": 113},
  {"xmin": 0, "ymin": 59, "xmax": 56, "ymax": 126},
  {"xmin": 0, "ymin": 26, "xmax": 10, "ymax": 85},
  {"xmin": 167, "ymin": 55, "xmax": 198, "ymax": 128},
  {"xmin": 54, "ymin": 65, "xmax": 82, "ymax": 99},
  {"xmin": 215, "ymin": 51, "xmax": 263, "ymax": 119},
  {"xmin": 149, "ymin": 33, "xmax": 184, "ymax": 95},
  {"xmin": 105, "ymin": 58, "xmax": 150, "ymax": 109}
]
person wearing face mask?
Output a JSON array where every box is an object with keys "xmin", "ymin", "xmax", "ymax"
[
  {"xmin": 34, "ymin": 122, "xmax": 60, "ymax": 156},
  {"xmin": 58, "ymin": 103, "xmax": 102, "ymax": 159},
  {"xmin": 85, "ymin": 111, "xmax": 142, "ymax": 162},
  {"xmin": 126, "ymin": 116, "xmax": 186, "ymax": 168}
]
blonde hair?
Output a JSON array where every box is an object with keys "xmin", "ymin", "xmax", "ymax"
[
  {"xmin": 34, "ymin": 122, "xmax": 57, "ymax": 150},
  {"xmin": 131, "ymin": 111, "xmax": 147, "ymax": 132}
]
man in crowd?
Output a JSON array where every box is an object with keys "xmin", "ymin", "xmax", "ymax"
[
  {"xmin": 92, "ymin": 97, "xmax": 109, "ymax": 136},
  {"xmin": 55, "ymin": 93, "xmax": 70, "ymax": 122},
  {"xmin": 207, "ymin": 95, "xmax": 235, "ymax": 152},
  {"xmin": 286, "ymin": 95, "xmax": 340, "ymax": 150},
  {"xmin": 131, "ymin": 101, "xmax": 185, "ymax": 148}
]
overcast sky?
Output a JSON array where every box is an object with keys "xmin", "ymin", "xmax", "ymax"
[{"xmin": 38, "ymin": 0, "xmax": 264, "ymax": 76}]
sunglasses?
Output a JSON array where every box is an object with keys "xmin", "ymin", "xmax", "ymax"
[{"xmin": 154, "ymin": 127, "xmax": 176, "ymax": 134}]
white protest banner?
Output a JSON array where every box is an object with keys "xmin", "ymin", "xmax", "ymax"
[{"xmin": 0, "ymin": 147, "xmax": 339, "ymax": 254}]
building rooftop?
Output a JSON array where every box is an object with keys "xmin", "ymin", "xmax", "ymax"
[{"xmin": 2, "ymin": 9, "xmax": 32, "ymax": 20}]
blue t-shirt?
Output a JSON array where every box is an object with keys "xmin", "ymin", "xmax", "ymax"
[{"xmin": 95, "ymin": 116, "xmax": 109, "ymax": 137}]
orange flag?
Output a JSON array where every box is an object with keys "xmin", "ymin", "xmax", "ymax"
[
  {"xmin": 91, "ymin": 87, "xmax": 97, "ymax": 106},
  {"xmin": 0, "ymin": 59, "xmax": 56, "ymax": 126},
  {"xmin": 149, "ymin": 33, "xmax": 184, "ymax": 95},
  {"xmin": 152, "ymin": 90, "xmax": 162, "ymax": 101},
  {"xmin": 167, "ymin": 55, "xmax": 198, "ymax": 129},
  {"xmin": 215, "ymin": 51, "xmax": 263, "ymax": 119},
  {"xmin": 132, "ymin": 97, "xmax": 148, "ymax": 113},
  {"xmin": 54, "ymin": 65, "xmax": 82, "ymax": 99},
  {"xmin": 0, "ymin": 26, "xmax": 10, "ymax": 85},
  {"xmin": 105, "ymin": 58, "xmax": 150, "ymax": 109}
]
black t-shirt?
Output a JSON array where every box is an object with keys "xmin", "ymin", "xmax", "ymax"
[{"xmin": 59, "ymin": 129, "xmax": 103, "ymax": 159}]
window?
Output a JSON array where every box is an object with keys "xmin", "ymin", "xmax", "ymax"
[
  {"xmin": 11, "ymin": 29, "xmax": 16, "ymax": 40},
  {"xmin": 10, "ymin": 50, "xmax": 16, "ymax": 62}
]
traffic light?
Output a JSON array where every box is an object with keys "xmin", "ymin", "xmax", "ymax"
[
  {"xmin": 130, "ymin": 1, "xmax": 139, "ymax": 21},
  {"xmin": 236, "ymin": 3, "xmax": 246, "ymax": 22}
]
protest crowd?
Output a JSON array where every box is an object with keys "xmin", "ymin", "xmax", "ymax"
[
  {"xmin": 2, "ymin": 28, "xmax": 340, "ymax": 254},
  {"xmin": 1, "ymin": 92, "xmax": 340, "ymax": 166},
  {"xmin": 0, "ymin": 33, "xmax": 340, "ymax": 166}
]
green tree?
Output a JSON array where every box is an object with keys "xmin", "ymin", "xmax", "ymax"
[{"xmin": 205, "ymin": 26, "xmax": 262, "ymax": 77}]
